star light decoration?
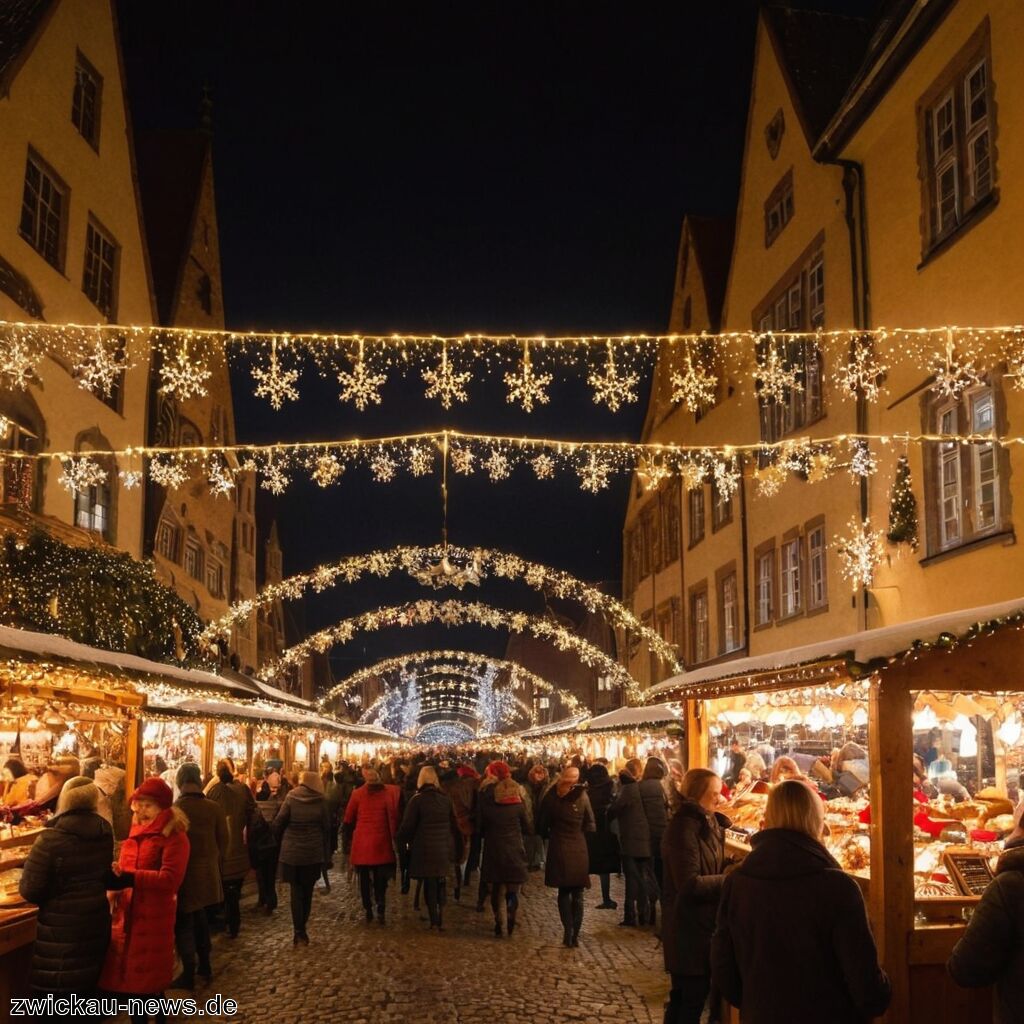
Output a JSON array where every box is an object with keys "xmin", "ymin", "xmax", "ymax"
[
  {"xmin": 58, "ymin": 457, "xmax": 107, "ymax": 495},
  {"xmin": 158, "ymin": 340, "xmax": 211, "ymax": 399},
  {"xmin": 754, "ymin": 462, "xmax": 787, "ymax": 498},
  {"xmin": 834, "ymin": 337, "xmax": 887, "ymax": 402},
  {"xmin": 588, "ymin": 341, "xmax": 639, "ymax": 412},
  {"xmin": 578, "ymin": 452, "xmax": 611, "ymax": 493},
  {"xmin": 0, "ymin": 334, "xmax": 39, "ymax": 389},
  {"xmin": 422, "ymin": 342, "xmax": 471, "ymax": 409},
  {"xmin": 408, "ymin": 444, "xmax": 434, "ymax": 477},
  {"xmin": 807, "ymin": 450, "xmax": 836, "ymax": 483},
  {"xmin": 531, "ymin": 453, "xmax": 555, "ymax": 480},
  {"xmin": 847, "ymin": 439, "xmax": 878, "ymax": 479},
  {"xmin": 930, "ymin": 345, "xmax": 983, "ymax": 400},
  {"xmin": 75, "ymin": 336, "xmax": 125, "ymax": 397},
  {"xmin": 251, "ymin": 339, "xmax": 300, "ymax": 410},
  {"xmin": 337, "ymin": 340, "xmax": 387, "ymax": 410},
  {"xmin": 483, "ymin": 449, "xmax": 510, "ymax": 481},
  {"xmin": 713, "ymin": 455, "xmax": 741, "ymax": 499},
  {"xmin": 260, "ymin": 457, "xmax": 289, "ymax": 495},
  {"xmin": 311, "ymin": 453, "xmax": 344, "ymax": 488},
  {"xmin": 504, "ymin": 343, "xmax": 553, "ymax": 412},
  {"xmin": 670, "ymin": 347, "xmax": 719, "ymax": 411},
  {"xmin": 148, "ymin": 455, "xmax": 189, "ymax": 490},
  {"xmin": 450, "ymin": 446, "xmax": 475, "ymax": 475},
  {"xmin": 752, "ymin": 342, "xmax": 802, "ymax": 403},
  {"xmin": 370, "ymin": 451, "xmax": 398, "ymax": 483},
  {"xmin": 834, "ymin": 517, "xmax": 885, "ymax": 591},
  {"xmin": 207, "ymin": 458, "xmax": 236, "ymax": 497}
]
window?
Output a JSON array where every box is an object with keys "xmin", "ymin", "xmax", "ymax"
[
  {"xmin": 720, "ymin": 573, "xmax": 739, "ymax": 653},
  {"xmin": 72, "ymin": 53, "xmax": 102, "ymax": 148},
  {"xmin": 74, "ymin": 481, "xmax": 109, "ymax": 536},
  {"xmin": 780, "ymin": 537, "xmax": 801, "ymax": 618},
  {"xmin": 764, "ymin": 169, "xmax": 794, "ymax": 247},
  {"xmin": 660, "ymin": 484, "xmax": 681, "ymax": 565},
  {"xmin": 206, "ymin": 559, "xmax": 224, "ymax": 598},
  {"xmin": 638, "ymin": 507, "xmax": 654, "ymax": 579},
  {"xmin": 711, "ymin": 479, "xmax": 733, "ymax": 530},
  {"xmin": 1, "ymin": 413, "xmax": 40, "ymax": 510},
  {"xmin": 82, "ymin": 218, "xmax": 118, "ymax": 318},
  {"xmin": 184, "ymin": 539, "xmax": 204, "ymax": 581},
  {"xmin": 688, "ymin": 488, "xmax": 705, "ymax": 546},
  {"xmin": 755, "ymin": 548, "xmax": 774, "ymax": 626},
  {"xmin": 690, "ymin": 589, "xmax": 709, "ymax": 664},
  {"xmin": 919, "ymin": 26, "xmax": 995, "ymax": 253},
  {"xmin": 938, "ymin": 405, "xmax": 962, "ymax": 547},
  {"xmin": 807, "ymin": 523, "xmax": 828, "ymax": 610},
  {"xmin": 156, "ymin": 519, "xmax": 180, "ymax": 561},
  {"xmin": 538, "ymin": 696, "xmax": 550, "ymax": 710},
  {"xmin": 20, "ymin": 151, "xmax": 67, "ymax": 270}
]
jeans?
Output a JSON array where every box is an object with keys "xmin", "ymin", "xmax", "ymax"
[
  {"xmin": 288, "ymin": 863, "xmax": 320, "ymax": 935},
  {"xmin": 222, "ymin": 878, "xmax": 243, "ymax": 937},
  {"xmin": 664, "ymin": 973, "xmax": 711, "ymax": 1024},
  {"xmin": 255, "ymin": 852, "xmax": 278, "ymax": 910},
  {"xmin": 173, "ymin": 906, "xmax": 211, "ymax": 980},
  {"xmin": 357, "ymin": 864, "xmax": 391, "ymax": 910}
]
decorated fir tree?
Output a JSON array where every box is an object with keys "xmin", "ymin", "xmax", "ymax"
[{"xmin": 886, "ymin": 455, "xmax": 918, "ymax": 549}]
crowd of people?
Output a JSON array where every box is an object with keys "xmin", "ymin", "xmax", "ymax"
[{"xmin": 14, "ymin": 742, "xmax": 1024, "ymax": 1023}]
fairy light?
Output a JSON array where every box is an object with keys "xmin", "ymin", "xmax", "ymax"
[
  {"xmin": 422, "ymin": 340, "xmax": 471, "ymax": 408},
  {"xmin": 57, "ymin": 457, "xmax": 107, "ymax": 495},
  {"xmin": 337, "ymin": 338, "xmax": 387, "ymax": 409},
  {"xmin": 311, "ymin": 453, "xmax": 344, "ymax": 488},
  {"xmin": 588, "ymin": 339, "xmax": 639, "ymax": 411},
  {"xmin": 158, "ymin": 335, "xmax": 211, "ymax": 399},
  {"xmin": 752, "ymin": 340, "xmax": 802, "ymax": 403},
  {"xmin": 251, "ymin": 337, "xmax": 300, "ymax": 410},
  {"xmin": 834, "ymin": 517, "xmax": 885, "ymax": 591},
  {"xmin": 504, "ymin": 340, "xmax": 553, "ymax": 412},
  {"xmin": 670, "ymin": 344, "xmax": 718, "ymax": 411}
]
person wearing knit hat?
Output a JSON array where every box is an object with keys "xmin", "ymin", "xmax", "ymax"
[
  {"xmin": 273, "ymin": 766, "xmax": 332, "ymax": 945},
  {"xmin": 171, "ymin": 762, "xmax": 227, "ymax": 990},
  {"xmin": 479, "ymin": 776, "xmax": 530, "ymax": 937},
  {"xmin": 206, "ymin": 757, "xmax": 257, "ymax": 939},
  {"xmin": 129, "ymin": 777, "xmax": 174, "ymax": 809},
  {"xmin": 19, "ymin": 775, "xmax": 114, "ymax": 996}
]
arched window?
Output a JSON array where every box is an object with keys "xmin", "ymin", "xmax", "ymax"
[
  {"xmin": 73, "ymin": 428, "xmax": 116, "ymax": 542},
  {"xmin": 1, "ymin": 390, "xmax": 45, "ymax": 512}
]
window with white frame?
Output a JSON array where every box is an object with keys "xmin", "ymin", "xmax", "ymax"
[
  {"xmin": 156, "ymin": 519, "xmax": 180, "ymax": 561},
  {"xmin": 807, "ymin": 524, "xmax": 828, "ymax": 610},
  {"xmin": 721, "ymin": 573, "xmax": 739, "ymax": 652},
  {"xmin": 756, "ymin": 550, "xmax": 774, "ymax": 625},
  {"xmin": 74, "ymin": 481, "xmax": 109, "ymax": 537},
  {"xmin": 538, "ymin": 696, "xmax": 550, "ymax": 709},
  {"xmin": 691, "ymin": 589, "xmax": 709, "ymax": 663},
  {"xmin": 780, "ymin": 538, "xmax": 801, "ymax": 617},
  {"xmin": 938, "ymin": 404, "xmax": 963, "ymax": 548},
  {"xmin": 971, "ymin": 390, "xmax": 998, "ymax": 531},
  {"xmin": 72, "ymin": 52, "xmax": 102, "ymax": 147},
  {"xmin": 82, "ymin": 218, "xmax": 118, "ymax": 319}
]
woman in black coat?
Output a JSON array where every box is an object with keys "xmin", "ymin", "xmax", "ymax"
[
  {"xmin": 19, "ymin": 777, "xmax": 116, "ymax": 996},
  {"xmin": 396, "ymin": 767, "xmax": 460, "ymax": 930},
  {"xmin": 538, "ymin": 765, "xmax": 596, "ymax": 947},
  {"xmin": 661, "ymin": 768, "xmax": 729, "ymax": 1024},
  {"xmin": 711, "ymin": 779, "xmax": 890, "ymax": 1024},
  {"xmin": 584, "ymin": 763, "xmax": 619, "ymax": 910},
  {"xmin": 479, "ymin": 777, "xmax": 531, "ymax": 937}
]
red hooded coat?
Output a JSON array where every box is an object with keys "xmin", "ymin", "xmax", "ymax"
[
  {"xmin": 99, "ymin": 806, "xmax": 189, "ymax": 994},
  {"xmin": 343, "ymin": 783, "xmax": 400, "ymax": 866}
]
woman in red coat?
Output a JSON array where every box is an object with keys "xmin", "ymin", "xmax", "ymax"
[
  {"xmin": 341, "ymin": 767, "xmax": 401, "ymax": 924},
  {"xmin": 99, "ymin": 778, "xmax": 189, "ymax": 1011}
]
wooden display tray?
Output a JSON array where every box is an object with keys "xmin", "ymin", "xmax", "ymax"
[{"xmin": 0, "ymin": 828, "xmax": 43, "ymax": 851}]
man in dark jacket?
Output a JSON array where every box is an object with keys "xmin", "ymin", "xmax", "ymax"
[
  {"xmin": 723, "ymin": 740, "xmax": 746, "ymax": 788},
  {"xmin": 19, "ymin": 777, "xmax": 116, "ymax": 997},
  {"xmin": 608, "ymin": 758, "xmax": 653, "ymax": 926},
  {"xmin": 948, "ymin": 820, "xmax": 1024, "ymax": 1024},
  {"xmin": 173, "ymin": 763, "xmax": 228, "ymax": 989},
  {"xmin": 206, "ymin": 758, "xmax": 256, "ymax": 938}
]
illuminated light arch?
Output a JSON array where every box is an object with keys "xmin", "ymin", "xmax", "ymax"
[
  {"xmin": 260, "ymin": 599, "xmax": 639, "ymax": 698},
  {"xmin": 201, "ymin": 544, "xmax": 680, "ymax": 673},
  {"xmin": 318, "ymin": 649, "xmax": 585, "ymax": 717},
  {"xmin": 415, "ymin": 719, "xmax": 477, "ymax": 745}
]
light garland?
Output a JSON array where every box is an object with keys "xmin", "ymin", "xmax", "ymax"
[
  {"xmin": 203, "ymin": 545, "xmax": 679, "ymax": 671},
  {"xmin": 260, "ymin": 598, "xmax": 639, "ymax": 696}
]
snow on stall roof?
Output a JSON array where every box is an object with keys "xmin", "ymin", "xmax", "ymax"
[
  {"xmin": 578, "ymin": 703, "xmax": 682, "ymax": 732},
  {"xmin": 514, "ymin": 713, "xmax": 590, "ymax": 739},
  {"xmin": 647, "ymin": 597, "xmax": 1024, "ymax": 698}
]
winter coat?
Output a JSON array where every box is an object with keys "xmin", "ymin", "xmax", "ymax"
[
  {"xmin": 711, "ymin": 828, "xmax": 890, "ymax": 1023},
  {"xmin": 18, "ymin": 809, "xmax": 113, "ymax": 994},
  {"xmin": 174, "ymin": 792, "xmax": 228, "ymax": 913},
  {"xmin": 479, "ymin": 785, "xmax": 531, "ymax": 885},
  {"xmin": 342, "ymin": 782, "xmax": 401, "ymax": 867},
  {"xmin": 251, "ymin": 790, "xmax": 283, "ymax": 859},
  {"xmin": 273, "ymin": 784, "xmax": 331, "ymax": 868},
  {"xmin": 638, "ymin": 778, "xmax": 669, "ymax": 854},
  {"xmin": 608, "ymin": 773, "xmax": 650, "ymax": 858},
  {"xmin": 98, "ymin": 806, "xmax": 190, "ymax": 995},
  {"xmin": 396, "ymin": 785, "xmax": 459, "ymax": 879},
  {"xmin": 324, "ymin": 780, "xmax": 343, "ymax": 854},
  {"xmin": 538, "ymin": 783, "xmax": 595, "ymax": 888},
  {"xmin": 2, "ymin": 772, "xmax": 36, "ymax": 806},
  {"xmin": 450, "ymin": 767, "xmax": 480, "ymax": 839},
  {"xmin": 585, "ymin": 765, "xmax": 620, "ymax": 876},
  {"xmin": 205, "ymin": 779, "xmax": 255, "ymax": 881},
  {"xmin": 948, "ymin": 839, "xmax": 1024, "ymax": 1024},
  {"xmin": 661, "ymin": 799, "xmax": 728, "ymax": 977}
]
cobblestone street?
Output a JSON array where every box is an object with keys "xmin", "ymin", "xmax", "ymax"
[{"xmin": 175, "ymin": 871, "xmax": 669, "ymax": 1024}]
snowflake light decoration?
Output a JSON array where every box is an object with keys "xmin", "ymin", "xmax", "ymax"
[
  {"xmin": 58, "ymin": 457, "xmax": 107, "ymax": 495},
  {"xmin": 0, "ymin": 334, "xmax": 39, "ymax": 389},
  {"xmin": 251, "ymin": 341, "xmax": 300, "ymax": 410},
  {"xmin": 260, "ymin": 457, "xmax": 290, "ymax": 495},
  {"xmin": 75, "ymin": 336, "xmax": 125, "ymax": 397},
  {"xmin": 422, "ymin": 343, "xmax": 471, "ymax": 408},
  {"xmin": 670, "ymin": 348, "xmax": 718, "ymax": 411},
  {"xmin": 578, "ymin": 453, "xmax": 611, "ymax": 493},
  {"xmin": 929, "ymin": 349, "xmax": 983, "ymax": 400},
  {"xmin": 834, "ymin": 338, "xmax": 887, "ymax": 402},
  {"xmin": 752, "ymin": 343, "xmax": 802, "ymax": 403},
  {"xmin": 504, "ymin": 344, "xmax": 552, "ymax": 412},
  {"xmin": 159, "ymin": 341, "xmax": 211, "ymax": 399},
  {"xmin": 847, "ymin": 439, "xmax": 878, "ymax": 478},
  {"xmin": 483, "ymin": 449, "xmax": 511, "ymax": 481},
  {"xmin": 531, "ymin": 453, "xmax": 555, "ymax": 480},
  {"xmin": 754, "ymin": 463, "xmax": 787, "ymax": 498},
  {"xmin": 450, "ymin": 446, "xmax": 475, "ymax": 475},
  {"xmin": 337, "ymin": 340, "xmax": 387, "ymax": 409},
  {"xmin": 834, "ymin": 517, "xmax": 884, "ymax": 591},
  {"xmin": 713, "ymin": 456, "xmax": 741, "ymax": 499},
  {"xmin": 408, "ymin": 444, "xmax": 434, "ymax": 477},
  {"xmin": 681, "ymin": 459, "xmax": 707, "ymax": 491},
  {"xmin": 807, "ymin": 451, "xmax": 835, "ymax": 483},
  {"xmin": 637, "ymin": 457, "xmax": 670, "ymax": 493},
  {"xmin": 117, "ymin": 469, "xmax": 143, "ymax": 491},
  {"xmin": 148, "ymin": 456, "xmax": 189, "ymax": 490},
  {"xmin": 370, "ymin": 451, "xmax": 398, "ymax": 483},
  {"xmin": 207, "ymin": 458, "xmax": 235, "ymax": 497},
  {"xmin": 588, "ymin": 341, "xmax": 639, "ymax": 412},
  {"xmin": 311, "ymin": 453, "xmax": 344, "ymax": 488}
]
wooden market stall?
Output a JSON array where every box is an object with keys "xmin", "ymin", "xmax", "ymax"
[
  {"xmin": 574, "ymin": 703, "xmax": 685, "ymax": 765},
  {"xmin": 647, "ymin": 598, "xmax": 1024, "ymax": 1024}
]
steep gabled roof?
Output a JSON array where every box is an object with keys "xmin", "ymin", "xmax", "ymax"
[
  {"xmin": 687, "ymin": 214, "xmax": 735, "ymax": 334},
  {"xmin": 0, "ymin": 0, "xmax": 57, "ymax": 93},
  {"xmin": 133, "ymin": 129, "xmax": 210, "ymax": 325},
  {"xmin": 762, "ymin": 4, "xmax": 876, "ymax": 145}
]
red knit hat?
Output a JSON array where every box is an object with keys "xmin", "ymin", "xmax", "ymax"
[
  {"xmin": 129, "ymin": 777, "xmax": 173, "ymax": 809},
  {"xmin": 485, "ymin": 760, "xmax": 511, "ymax": 781}
]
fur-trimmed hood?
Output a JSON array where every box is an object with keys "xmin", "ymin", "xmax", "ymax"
[{"xmin": 131, "ymin": 804, "xmax": 189, "ymax": 837}]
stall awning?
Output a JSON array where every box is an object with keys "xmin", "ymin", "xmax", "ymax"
[
  {"xmin": 577, "ymin": 702, "xmax": 682, "ymax": 733},
  {"xmin": 514, "ymin": 713, "xmax": 590, "ymax": 739},
  {"xmin": 647, "ymin": 597, "xmax": 1024, "ymax": 701}
]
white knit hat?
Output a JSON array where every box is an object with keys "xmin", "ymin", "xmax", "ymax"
[{"xmin": 56, "ymin": 776, "xmax": 99, "ymax": 814}]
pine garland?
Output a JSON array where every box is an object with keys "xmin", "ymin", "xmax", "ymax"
[{"xmin": 886, "ymin": 455, "xmax": 919, "ymax": 549}]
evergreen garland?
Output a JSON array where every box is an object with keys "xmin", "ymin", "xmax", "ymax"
[
  {"xmin": 886, "ymin": 455, "xmax": 919, "ymax": 549},
  {"xmin": 0, "ymin": 530, "xmax": 209, "ymax": 665}
]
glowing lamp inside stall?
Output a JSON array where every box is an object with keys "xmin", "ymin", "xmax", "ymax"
[
  {"xmin": 952, "ymin": 714, "xmax": 979, "ymax": 758},
  {"xmin": 852, "ymin": 706, "xmax": 868, "ymax": 728},
  {"xmin": 805, "ymin": 706, "xmax": 826, "ymax": 733},
  {"xmin": 294, "ymin": 740, "xmax": 308, "ymax": 762},
  {"xmin": 997, "ymin": 713, "xmax": 1022, "ymax": 748},
  {"xmin": 320, "ymin": 739, "xmax": 339, "ymax": 762},
  {"xmin": 143, "ymin": 722, "xmax": 160, "ymax": 745}
]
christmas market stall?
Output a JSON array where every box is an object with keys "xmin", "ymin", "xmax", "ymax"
[
  {"xmin": 647, "ymin": 598, "xmax": 1024, "ymax": 1024},
  {"xmin": 510, "ymin": 713, "xmax": 590, "ymax": 759},
  {"xmin": 574, "ymin": 703, "xmax": 684, "ymax": 765}
]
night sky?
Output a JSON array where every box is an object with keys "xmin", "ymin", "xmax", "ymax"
[{"xmin": 117, "ymin": 1, "xmax": 876, "ymax": 680}]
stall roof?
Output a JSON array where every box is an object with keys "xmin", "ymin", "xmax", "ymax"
[
  {"xmin": 647, "ymin": 597, "xmax": 1024, "ymax": 700},
  {"xmin": 0, "ymin": 624, "xmax": 256, "ymax": 696},
  {"xmin": 578, "ymin": 703, "xmax": 682, "ymax": 733},
  {"xmin": 514, "ymin": 713, "xmax": 590, "ymax": 739},
  {"xmin": 217, "ymin": 667, "xmax": 314, "ymax": 709}
]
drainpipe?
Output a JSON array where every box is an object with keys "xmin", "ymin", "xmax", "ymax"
[{"xmin": 739, "ymin": 455, "xmax": 752, "ymax": 653}]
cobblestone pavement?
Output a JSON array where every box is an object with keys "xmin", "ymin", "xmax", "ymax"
[{"xmin": 164, "ymin": 870, "xmax": 669, "ymax": 1024}]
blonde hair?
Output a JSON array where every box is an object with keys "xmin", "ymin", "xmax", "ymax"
[
  {"xmin": 770, "ymin": 756, "xmax": 800, "ymax": 784},
  {"xmin": 763, "ymin": 779, "xmax": 825, "ymax": 840},
  {"xmin": 417, "ymin": 766, "xmax": 440, "ymax": 790},
  {"xmin": 679, "ymin": 768, "xmax": 720, "ymax": 803}
]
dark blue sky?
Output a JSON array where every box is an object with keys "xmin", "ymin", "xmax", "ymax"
[{"xmin": 118, "ymin": 1, "xmax": 877, "ymax": 676}]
